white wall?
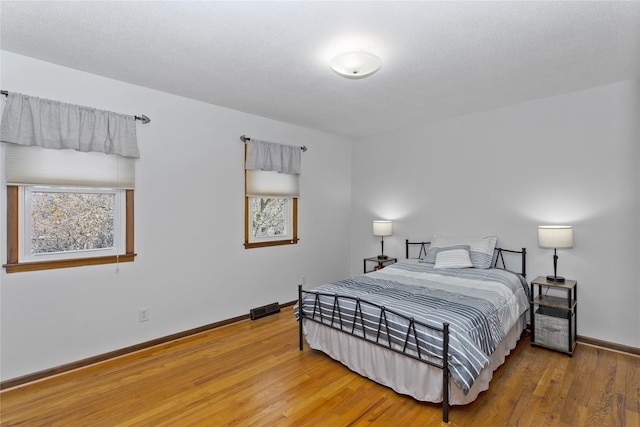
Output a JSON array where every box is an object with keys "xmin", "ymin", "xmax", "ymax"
[
  {"xmin": 351, "ymin": 80, "xmax": 640, "ymax": 348},
  {"xmin": 0, "ymin": 51, "xmax": 353, "ymax": 381}
]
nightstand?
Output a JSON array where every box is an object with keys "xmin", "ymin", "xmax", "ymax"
[
  {"xmin": 530, "ymin": 276, "xmax": 577, "ymax": 355},
  {"xmin": 363, "ymin": 256, "xmax": 397, "ymax": 274}
]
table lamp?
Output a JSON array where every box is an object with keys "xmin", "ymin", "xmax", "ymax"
[
  {"xmin": 538, "ymin": 225, "xmax": 573, "ymax": 282},
  {"xmin": 373, "ymin": 220, "xmax": 393, "ymax": 259}
]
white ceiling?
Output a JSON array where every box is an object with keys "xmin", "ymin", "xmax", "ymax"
[{"xmin": 1, "ymin": 1, "xmax": 639, "ymax": 139}]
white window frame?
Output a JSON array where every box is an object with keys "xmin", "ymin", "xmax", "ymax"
[
  {"xmin": 247, "ymin": 196, "xmax": 293, "ymax": 244},
  {"xmin": 19, "ymin": 186, "xmax": 126, "ymax": 263}
]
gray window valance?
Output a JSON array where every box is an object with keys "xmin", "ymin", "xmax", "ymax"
[
  {"xmin": 1, "ymin": 92, "xmax": 140, "ymax": 158},
  {"xmin": 245, "ymin": 139, "xmax": 301, "ymax": 174}
]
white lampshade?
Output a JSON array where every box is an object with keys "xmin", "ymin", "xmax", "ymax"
[
  {"xmin": 373, "ymin": 220, "xmax": 393, "ymax": 237},
  {"xmin": 538, "ymin": 226, "xmax": 573, "ymax": 249},
  {"xmin": 330, "ymin": 51, "xmax": 381, "ymax": 79}
]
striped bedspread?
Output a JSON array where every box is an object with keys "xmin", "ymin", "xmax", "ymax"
[{"xmin": 296, "ymin": 259, "xmax": 529, "ymax": 394}]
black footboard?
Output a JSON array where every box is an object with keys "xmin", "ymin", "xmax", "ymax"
[{"xmin": 297, "ymin": 284, "xmax": 450, "ymax": 423}]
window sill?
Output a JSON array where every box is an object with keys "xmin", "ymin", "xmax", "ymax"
[
  {"xmin": 3, "ymin": 254, "xmax": 136, "ymax": 273},
  {"xmin": 244, "ymin": 239, "xmax": 299, "ymax": 249}
]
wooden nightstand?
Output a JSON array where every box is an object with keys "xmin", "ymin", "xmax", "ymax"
[
  {"xmin": 530, "ymin": 276, "xmax": 577, "ymax": 355},
  {"xmin": 363, "ymin": 256, "xmax": 397, "ymax": 274}
]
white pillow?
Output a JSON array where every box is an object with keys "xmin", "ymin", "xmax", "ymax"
[
  {"xmin": 424, "ymin": 234, "xmax": 498, "ymax": 269},
  {"xmin": 434, "ymin": 245, "xmax": 473, "ymax": 269}
]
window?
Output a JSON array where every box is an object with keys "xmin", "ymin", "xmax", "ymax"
[
  {"xmin": 1, "ymin": 92, "xmax": 140, "ymax": 272},
  {"xmin": 21, "ymin": 187, "xmax": 124, "ymax": 262},
  {"xmin": 3, "ymin": 144, "xmax": 136, "ymax": 273},
  {"xmin": 243, "ymin": 140, "xmax": 300, "ymax": 249},
  {"xmin": 246, "ymin": 196, "xmax": 297, "ymax": 246},
  {"xmin": 5, "ymin": 186, "xmax": 135, "ymax": 273}
]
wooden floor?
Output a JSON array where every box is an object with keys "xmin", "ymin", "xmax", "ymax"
[{"xmin": 1, "ymin": 306, "xmax": 638, "ymax": 426}]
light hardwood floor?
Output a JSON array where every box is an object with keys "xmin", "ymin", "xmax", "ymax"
[{"xmin": 1, "ymin": 306, "xmax": 638, "ymax": 426}]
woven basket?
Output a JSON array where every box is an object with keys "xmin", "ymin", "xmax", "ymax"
[{"xmin": 534, "ymin": 307, "xmax": 574, "ymax": 351}]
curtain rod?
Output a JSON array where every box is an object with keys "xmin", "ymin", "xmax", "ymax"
[
  {"xmin": 1, "ymin": 90, "xmax": 151, "ymax": 124},
  {"xmin": 240, "ymin": 134, "xmax": 307, "ymax": 151}
]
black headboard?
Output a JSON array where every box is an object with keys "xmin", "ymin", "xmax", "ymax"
[{"xmin": 405, "ymin": 239, "xmax": 527, "ymax": 277}]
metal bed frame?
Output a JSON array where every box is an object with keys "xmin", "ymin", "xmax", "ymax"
[{"xmin": 297, "ymin": 240, "xmax": 526, "ymax": 424}]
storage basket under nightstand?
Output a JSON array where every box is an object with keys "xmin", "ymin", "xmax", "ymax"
[
  {"xmin": 534, "ymin": 306, "xmax": 576, "ymax": 351},
  {"xmin": 530, "ymin": 276, "xmax": 577, "ymax": 356}
]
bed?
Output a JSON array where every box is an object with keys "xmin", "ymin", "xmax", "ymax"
[{"xmin": 295, "ymin": 237, "xmax": 529, "ymax": 423}]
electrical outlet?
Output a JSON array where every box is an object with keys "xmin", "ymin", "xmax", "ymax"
[
  {"xmin": 301, "ymin": 274, "xmax": 306, "ymax": 285},
  {"xmin": 139, "ymin": 307, "xmax": 149, "ymax": 322}
]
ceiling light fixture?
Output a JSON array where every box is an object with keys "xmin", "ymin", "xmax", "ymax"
[{"xmin": 330, "ymin": 51, "xmax": 381, "ymax": 79}]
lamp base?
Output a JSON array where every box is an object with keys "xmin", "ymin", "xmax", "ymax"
[
  {"xmin": 377, "ymin": 255, "xmax": 388, "ymax": 260},
  {"xmin": 546, "ymin": 275, "xmax": 566, "ymax": 283}
]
